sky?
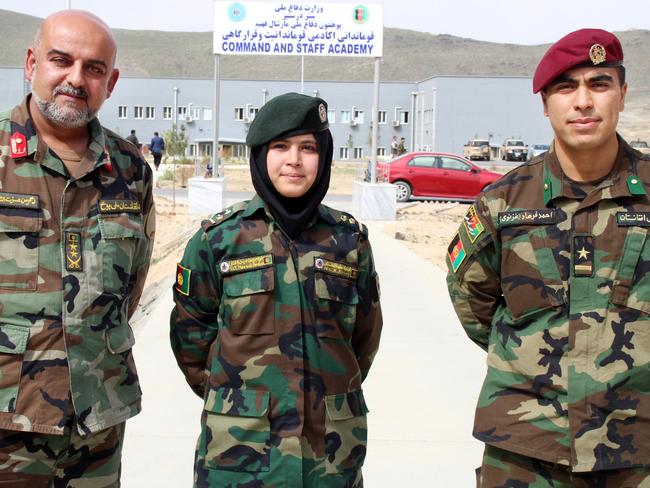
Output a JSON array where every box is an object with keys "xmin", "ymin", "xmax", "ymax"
[{"xmin": 1, "ymin": 0, "xmax": 647, "ymax": 45}]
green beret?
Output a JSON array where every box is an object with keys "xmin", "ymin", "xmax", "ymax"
[{"xmin": 246, "ymin": 92, "xmax": 329, "ymax": 147}]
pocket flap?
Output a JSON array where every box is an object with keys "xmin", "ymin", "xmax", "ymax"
[
  {"xmin": 105, "ymin": 325, "xmax": 136, "ymax": 354},
  {"xmin": 0, "ymin": 324, "xmax": 29, "ymax": 354},
  {"xmin": 315, "ymin": 272, "xmax": 359, "ymax": 305},
  {"xmin": 205, "ymin": 387, "xmax": 270, "ymax": 417},
  {"xmin": 223, "ymin": 267, "xmax": 274, "ymax": 297},
  {"xmin": 325, "ymin": 389, "xmax": 369, "ymax": 421},
  {"xmin": 99, "ymin": 214, "xmax": 145, "ymax": 239},
  {"xmin": 0, "ymin": 212, "xmax": 42, "ymax": 233}
]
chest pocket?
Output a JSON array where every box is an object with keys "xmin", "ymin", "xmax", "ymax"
[
  {"xmin": 222, "ymin": 267, "xmax": 275, "ymax": 335},
  {"xmin": 500, "ymin": 225, "xmax": 565, "ymax": 324},
  {"xmin": 610, "ymin": 226, "xmax": 650, "ymax": 314},
  {"xmin": 0, "ymin": 211, "xmax": 42, "ymax": 291},
  {"xmin": 314, "ymin": 268, "xmax": 359, "ymax": 340},
  {"xmin": 98, "ymin": 213, "xmax": 145, "ymax": 295}
]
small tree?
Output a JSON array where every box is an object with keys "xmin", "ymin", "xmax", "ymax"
[{"xmin": 163, "ymin": 124, "xmax": 188, "ymax": 161}]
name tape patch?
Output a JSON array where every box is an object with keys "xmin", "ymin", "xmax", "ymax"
[
  {"xmin": 314, "ymin": 257, "xmax": 358, "ymax": 279},
  {"xmin": 498, "ymin": 209, "xmax": 558, "ymax": 227},
  {"xmin": 98, "ymin": 199, "xmax": 142, "ymax": 214},
  {"xmin": 65, "ymin": 232, "xmax": 83, "ymax": 272},
  {"xmin": 220, "ymin": 254, "xmax": 273, "ymax": 274},
  {"xmin": 0, "ymin": 192, "xmax": 39, "ymax": 210},
  {"xmin": 616, "ymin": 212, "xmax": 650, "ymax": 227}
]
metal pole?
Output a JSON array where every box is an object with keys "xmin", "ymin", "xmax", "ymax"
[
  {"xmin": 172, "ymin": 87, "xmax": 179, "ymax": 214},
  {"xmin": 419, "ymin": 91, "xmax": 425, "ymax": 151},
  {"xmin": 431, "ymin": 87, "xmax": 437, "ymax": 151},
  {"xmin": 262, "ymin": 88, "xmax": 268, "ymax": 105},
  {"xmin": 66, "ymin": 0, "xmax": 71, "ymax": 9},
  {"xmin": 300, "ymin": 56, "xmax": 305, "ymax": 94},
  {"xmin": 370, "ymin": 57, "xmax": 380, "ymax": 183},
  {"xmin": 213, "ymin": 54, "xmax": 221, "ymax": 178},
  {"xmin": 410, "ymin": 92, "xmax": 417, "ymax": 153}
]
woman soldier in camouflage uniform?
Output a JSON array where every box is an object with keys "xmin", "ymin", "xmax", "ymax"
[{"xmin": 170, "ymin": 92, "xmax": 382, "ymax": 487}]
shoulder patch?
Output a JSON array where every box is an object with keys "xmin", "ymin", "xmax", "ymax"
[
  {"xmin": 176, "ymin": 263, "xmax": 191, "ymax": 296},
  {"xmin": 462, "ymin": 205, "xmax": 485, "ymax": 243},
  {"xmin": 201, "ymin": 201, "xmax": 248, "ymax": 232},
  {"xmin": 447, "ymin": 233, "xmax": 467, "ymax": 273}
]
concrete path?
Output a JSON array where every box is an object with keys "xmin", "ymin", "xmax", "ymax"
[{"xmin": 121, "ymin": 221, "xmax": 487, "ymax": 487}]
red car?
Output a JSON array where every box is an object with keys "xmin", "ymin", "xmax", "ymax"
[{"xmin": 377, "ymin": 152, "xmax": 502, "ymax": 202}]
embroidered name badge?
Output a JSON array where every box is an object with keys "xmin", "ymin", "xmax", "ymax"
[
  {"xmin": 10, "ymin": 132, "xmax": 27, "ymax": 158},
  {"xmin": 573, "ymin": 235, "xmax": 594, "ymax": 277},
  {"xmin": 65, "ymin": 232, "xmax": 83, "ymax": 272},
  {"xmin": 0, "ymin": 192, "xmax": 39, "ymax": 210},
  {"xmin": 498, "ymin": 209, "xmax": 558, "ymax": 227},
  {"xmin": 176, "ymin": 263, "xmax": 191, "ymax": 296},
  {"xmin": 314, "ymin": 257, "xmax": 358, "ymax": 279},
  {"xmin": 448, "ymin": 233, "xmax": 467, "ymax": 272},
  {"xmin": 219, "ymin": 254, "xmax": 273, "ymax": 275},
  {"xmin": 463, "ymin": 205, "xmax": 485, "ymax": 243},
  {"xmin": 98, "ymin": 199, "xmax": 142, "ymax": 214},
  {"xmin": 616, "ymin": 212, "xmax": 650, "ymax": 227}
]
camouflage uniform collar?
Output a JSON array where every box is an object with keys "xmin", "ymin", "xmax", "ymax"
[
  {"xmin": 11, "ymin": 95, "xmax": 107, "ymax": 174},
  {"xmin": 543, "ymin": 134, "xmax": 644, "ymax": 205}
]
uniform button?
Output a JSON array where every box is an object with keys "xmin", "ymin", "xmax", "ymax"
[
  {"xmin": 220, "ymin": 262, "xmax": 230, "ymax": 273},
  {"xmin": 544, "ymin": 183, "xmax": 549, "ymax": 190},
  {"xmin": 631, "ymin": 178, "xmax": 639, "ymax": 184},
  {"xmin": 315, "ymin": 258, "xmax": 324, "ymax": 269}
]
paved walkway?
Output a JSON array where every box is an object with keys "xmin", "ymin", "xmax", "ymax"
[{"xmin": 121, "ymin": 221, "xmax": 487, "ymax": 487}]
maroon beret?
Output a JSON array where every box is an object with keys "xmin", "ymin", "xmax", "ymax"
[{"xmin": 533, "ymin": 28, "xmax": 624, "ymax": 93}]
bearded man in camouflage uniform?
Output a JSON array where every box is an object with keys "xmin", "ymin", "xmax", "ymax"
[
  {"xmin": 170, "ymin": 92, "xmax": 382, "ymax": 487},
  {"xmin": 0, "ymin": 10, "xmax": 155, "ymax": 487},
  {"xmin": 447, "ymin": 29, "xmax": 650, "ymax": 487}
]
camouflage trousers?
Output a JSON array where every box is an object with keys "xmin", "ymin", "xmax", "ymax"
[
  {"xmin": 478, "ymin": 444, "xmax": 650, "ymax": 488},
  {"xmin": 0, "ymin": 419, "xmax": 124, "ymax": 487}
]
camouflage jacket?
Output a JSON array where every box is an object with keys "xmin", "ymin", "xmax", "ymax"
[
  {"xmin": 446, "ymin": 137, "xmax": 650, "ymax": 472},
  {"xmin": 0, "ymin": 97, "xmax": 155, "ymax": 436},
  {"xmin": 170, "ymin": 196, "xmax": 382, "ymax": 487}
]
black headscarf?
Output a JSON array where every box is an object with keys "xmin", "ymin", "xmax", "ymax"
[{"xmin": 250, "ymin": 129, "xmax": 333, "ymax": 239}]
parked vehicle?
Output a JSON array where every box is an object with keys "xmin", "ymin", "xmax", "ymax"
[
  {"xmin": 527, "ymin": 143, "xmax": 549, "ymax": 161},
  {"xmin": 377, "ymin": 152, "xmax": 502, "ymax": 202},
  {"xmin": 500, "ymin": 139, "xmax": 528, "ymax": 161},
  {"xmin": 463, "ymin": 139, "xmax": 491, "ymax": 161}
]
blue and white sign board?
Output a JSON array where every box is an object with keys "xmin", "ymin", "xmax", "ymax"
[{"xmin": 214, "ymin": 2, "xmax": 383, "ymax": 57}]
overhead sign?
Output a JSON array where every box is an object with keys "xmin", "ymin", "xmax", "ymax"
[{"xmin": 214, "ymin": 2, "xmax": 383, "ymax": 57}]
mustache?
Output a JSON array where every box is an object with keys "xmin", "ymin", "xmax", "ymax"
[{"xmin": 53, "ymin": 84, "xmax": 88, "ymax": 99}]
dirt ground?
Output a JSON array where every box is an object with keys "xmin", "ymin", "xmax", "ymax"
[{"xmin": 140, "ymin": 165, "xmax": 469, "ymax": 313}]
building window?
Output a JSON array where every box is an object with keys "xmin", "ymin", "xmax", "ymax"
[
  {"xmin": 354, "ymin": 147, "xmax": 364, "ymax": 159},
  {"xmin": 340, "ymin": 110, "xmax": 351, "ymax": 124},
  {"xmin": 247, "ymin": 107, "xmax": 259, "ymax": 122},
  {"xmin": 134, "ymin": 106, "xmax": 144, "ymax": 119},
  {"xmin": 339, "ymin": 147, "xmax": 349, "ymax": 160},
  {"xmin": 378, "ymin": 111, "xmax": 387, "ymax": 124},
  {"xmin": 353, "ymin": 109, "xmax": 364, "ymax": 124},
  {"xmin": 178, "ymin": 106, "xmax": 187, "ymax": 120},
  {"xmin": 202, "ymin": 108, "xmax": 212, "ymax": 121},
  {"xmin": 163, "ymin": 106, "xmax": 173, "ymax": 120},
  {"xmin": 400, "ymin": 111, "xmax": 410, "ymax": 124},
  {"xmin": 234, "ymin": 107, "xmax": 244, "ymax": 121},
  {"xmin": 145, "ymin": 106, "xmax": 155, "ymax": 120},
  {"xmin": 327, "ymin": 109, "xmax": 336, "ymax": 123},
  {"xmin": 118, "ymin": 106, "xmax": 128, "ymax": 119},
  {"xmin": 377, "ymin": 147, "xmax": 386, "ymax": 156}
]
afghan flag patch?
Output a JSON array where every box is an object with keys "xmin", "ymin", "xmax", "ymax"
[
  {"xmin": 176, "ymin": 263, "xmax": 191, "ymax": 296},
  {"xmin": 448, "ymin": 233, "xmax": 467, "ymax": 272},
  {"xmin": 463, "ymin": 205, "xmax": 485, "ymax": 243}
]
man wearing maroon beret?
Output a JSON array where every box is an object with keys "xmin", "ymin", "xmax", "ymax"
[{"xmin": 446, "ymin": 28, "xmax": 650, "ymax": 486}]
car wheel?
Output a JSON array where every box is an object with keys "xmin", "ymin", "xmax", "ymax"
[{"xmin": 394, "ymin": 181, "xmax": 412, "ymax": 202}]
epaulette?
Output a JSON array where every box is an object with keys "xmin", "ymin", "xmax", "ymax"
[
  {"xmin": 201, "ymin": 201, "xmax": 248, "ymax": 232},
  {"xmin": 328, "ymin": 208, "xmax": 368, "ymax": 237}
]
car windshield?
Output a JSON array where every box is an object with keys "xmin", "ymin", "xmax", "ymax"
[
  {"xmin": 632, "ymin": 141, "xmax": 648, "ymax": 148},
  {"xmin": 534, "ymin": 144, "xmax": 549, "ymax": 150},
  {"xmin": 470, "ymin": 141, "xmax": 489, "ymax": 146},
  {"xmin": 507, "ymin": 140, "xmax": 524, "ymax": 146}
]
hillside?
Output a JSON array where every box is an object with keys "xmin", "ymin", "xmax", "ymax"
[{"xmin": 1, "ymin": 9, "xmax": 648, "ymax": 138}]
